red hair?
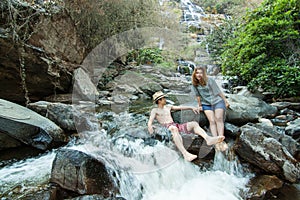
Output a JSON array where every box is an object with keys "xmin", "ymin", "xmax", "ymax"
[{"xmin": 192, "ymin": 66, "xmax": 208, "ymax": 86}]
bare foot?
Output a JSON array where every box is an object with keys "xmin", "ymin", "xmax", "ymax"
[
  {"xmin": 215, "ymin": 143, "xmax": 221, "ymax": 151},
  {"xmin": 183, "ymin": 153, "xmax": 197, "ymax": 162},
  {"xmin": 206, "ymin": 136, "xmax": 225, "ymax": 146},
  {"xmin": 220, "ymin": 141, "xmax": 228, "ymax": 151},
  {"xmin": 215, "ymin": 141, "xmax": 228, "ymax": 152}
]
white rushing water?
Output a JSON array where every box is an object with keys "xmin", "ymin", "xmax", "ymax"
[
  {"xmin": 0, "ymin": 112, "xmax": 252, "ymax": 200},
  {"xmin": 73, "ymin": 120, "xmax": 252, "ymax": 200},
  {"xmin": 0, "ymin": 151, "xmax": 56, "ymax": 196}
]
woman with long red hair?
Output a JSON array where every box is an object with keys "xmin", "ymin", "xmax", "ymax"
[{"xmin": 191, "ymin": 66, "xmax": 230, "ymax": 151}]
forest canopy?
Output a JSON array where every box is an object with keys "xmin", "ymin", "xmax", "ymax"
[{"xmin": 207, "ymin": 0, "xmax": 300, "ymax": 98}]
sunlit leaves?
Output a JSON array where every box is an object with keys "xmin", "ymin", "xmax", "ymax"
[{"xmin": 220, "ymin": 0, "xmax": 300, "ymax": 98}]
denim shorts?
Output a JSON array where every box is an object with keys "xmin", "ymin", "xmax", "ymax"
[{"xmin": 202, "ymin": 100, "xmax": 226, "ymax": 111}]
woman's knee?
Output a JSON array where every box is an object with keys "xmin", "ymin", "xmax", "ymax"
[
  {"xmin": 215, "ymin": 115, "xmax": 224, "ymax": 123},
  {"xmin": 207, "ymin": 118, "xmax": 216, "ymax": 124}
]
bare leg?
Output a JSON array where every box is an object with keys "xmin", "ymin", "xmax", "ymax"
[
  {"xmin": 187, "ymin": 122, "xmax": 224, "ymax": 145},
  {"xmin": 169, "ymin": 126, "xmax": 197, "ymax": 162},
  {"xmin": 214, "ymin": 109, "xmax": 228, "ymax": 151},
  {"xmin": 204, "ymin": 110, "xmax": 218, "ymax": 137}
]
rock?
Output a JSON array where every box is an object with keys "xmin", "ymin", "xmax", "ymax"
[
  {"xmin": 252, "ymin": 123, "xmax": 299, "ymax": 159},
  {"xmin": 0, "ymin": 98, "xmax": 66, "ymax": 150},
  {"xmin": 285, "ymin": 118, "xmax": 300, "ymax": 141},
  {"xmin": 225, "ymin": 94, "xmax": 278, "ymax": 125},
  {"xmin": 0, "ymin": 132, "xmax": 23, "ymax": 150},
  {"xmin": 44, "ymin": 93, "xmax": 73, "ymax": 104},
  {"xmin": 28, "ymin": 101, "xmax": 51, "ymax": 117},
  {"xmin": 247, "ymin": 175, "xmax": 283, "ymax": 199},
  {"xmin": 224, "ymin": 122, "xmax": 240, "ymax": 138},
  {"xmin": 271, "ymin": 102, "xmax": 300, "ymax": 112},
  {"xmin": 235, "ymin": 86, "xmax": 265, "ymax": 99},
  {"xmin": 258, "ymin": 118, "xmax": 273, "ymax": 128},
  {"xmin": 0, "ymin": 1, "xmax": 85, "ymax": 103},
  {"xmin": 29, "ymin": 100, "xmax": 102, "ymax": 136},
  {"xmin": 69, "ymin": 195, "xmax": 126, "ymax": 200},
  {"xmin": 73, "ymin": 68, "xmax": 99, "ymax": 102},
  {"xmin": 50, "ymin": 149, "xmax": 117, "ymax": 196},
  {"xmin": 236, "ymin": 124, "xmax": 300, "ymax": 183}
]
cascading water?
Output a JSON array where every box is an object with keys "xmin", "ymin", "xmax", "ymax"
[
  {"xmin": 0, "ymin": 151, "xmax": 56, "ymax": 197},
  {"xmin": 73, "ymin": 112, "xmax": 252, "ymax": 200},
  {"xmin": 0, "ymin": 111, "xmax": 253, "ymax": 199}
]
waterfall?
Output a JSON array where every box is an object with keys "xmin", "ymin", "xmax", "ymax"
[
  {"xmin": 75, "ymin": 112, "xmax": 252, "ymax": 200},
  {"xmin": 0, "ymin": 112, "xmax": 252, "ymax": 199},
  {"xmin": 0, "ymin": 151, "xmax": 56, "ymax": 196}
]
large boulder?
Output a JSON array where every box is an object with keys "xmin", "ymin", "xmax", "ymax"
[
  {"xmin": 225, "ymin": 94, "xmax": 278, "ymax": 125},
  {"xmin": 171, "ymin": 94, "xmax": 278, "ymax": 127},
  {"xmin": 0, "ymin": 1, "xmax": 85, "ymax": 103},
  {"xmin": 236, "ymin": 124, "xmax": 300, "ymax": 183},
  {"xmin": 51, "ymin": 149, "xmax": 117, "ymax": 196},
  {"xmin": 0, "ymin": 98, "xmax": 66, "ymax": 150},
  {"xmin": 28, "ymin": 101, "xmax": 101, "ymax": 134}
]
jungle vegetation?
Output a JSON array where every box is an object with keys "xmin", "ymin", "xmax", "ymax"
[{"xmin": 206, "ymin": 0, "xmax": 299, "ymax": 98}]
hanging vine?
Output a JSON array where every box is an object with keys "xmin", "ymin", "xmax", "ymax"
[{"xmin": 2, "ymin": 0, "xmax": 62, "ymax": 105}]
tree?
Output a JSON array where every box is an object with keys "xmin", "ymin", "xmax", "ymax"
[
  {"xmin": 64, "ymin": 0, "xmax": 177, "ymax": 51},
  {"xmin": 221, "ymin": 0, "xmax": 300, "ymax": 98}
]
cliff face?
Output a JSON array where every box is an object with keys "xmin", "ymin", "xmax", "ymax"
[{"xmin": 0, "ymin": 1, "xmax": 86, "ymax": 104}]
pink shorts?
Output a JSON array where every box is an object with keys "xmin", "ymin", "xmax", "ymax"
[{"xmin": 163, "ymin": 122, "xmax": 192, "ymax": 134}]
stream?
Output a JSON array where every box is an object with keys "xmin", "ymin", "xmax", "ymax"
[{"xmin": 0, "ymin": 111, "xmax": 253, "ymax": 200}]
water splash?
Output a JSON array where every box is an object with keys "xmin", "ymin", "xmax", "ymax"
[
  {"xmin": 70, "ymin": 110, "xmax": 252, "ymax": 200},
  {"xmin": 0, "ymin": 111, "xmax": 252, "ymax": 200},
  {"xmin": 0, "ymin": 151, "xmax": 56, "ymax": 196}
]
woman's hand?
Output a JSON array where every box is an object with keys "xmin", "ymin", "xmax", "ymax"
[
  {"xmin": 198, "ymin": 105, "xmax": 203, "ymax": 112},
  {"xmin": 225, "ymin": 100, "xmax": 230, "ymax": 109}
]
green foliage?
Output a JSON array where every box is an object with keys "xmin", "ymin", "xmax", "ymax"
[
  {"xmin": 206, "ymin": 20, "xmax": 237, "ymax": 65},
  {"xmin": 248, "ymin": 60, "xmax": 300, "ymax": 97},
  {"xmin": 127, "ymin": 48, "xmax": 164, "ymax": 65},
  {"xmin": 219, "ymin": 0, "xmax": 300, "ymax": 98}
]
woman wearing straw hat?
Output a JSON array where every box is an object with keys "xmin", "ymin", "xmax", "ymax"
[{"xmin": 148, "ymin": 91, "xmax": 225, "ymax": 162}]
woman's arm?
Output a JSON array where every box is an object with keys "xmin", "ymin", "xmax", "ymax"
[
  {"xmin": 219, "ymin": 92, "xmax": 230, "ymax": 108},
  {"xmin": 191, "ymin": 85, "xmax": 203, "ymax": 111},
  {"xmin": 196, "ymin": 96, "xmax": 203, "ymax": 111}
]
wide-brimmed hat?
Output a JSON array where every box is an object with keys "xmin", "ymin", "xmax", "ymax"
[{"xmin": 152, "ymin": 91, "xmax": 167, "ymax": 103}]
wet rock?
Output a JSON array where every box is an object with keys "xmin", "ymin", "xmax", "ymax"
[
  {"xmin": 285, "ymin": 118, "xmax": 300, "ymax": 141},
  {"xmin": 236, "ymin": 124, "xmax": 300, "ymax": 183},
  {"xmin": 51, "ymin": 149, "xmax": 117, "ymax": 196},
  {"xmin": 0, "ymin": 98, "xmax": 66, "ymax": 150},
  {"xmin": 253, "ymin": 122, "xmax": 299, "ymax": 159},
  {"xmin": 247, "ymin": 175, "xmax": 283, "ymax": 199},
  {"xmin": 224, "ymin": 122, "xmax": 240, "ymax": 138}
]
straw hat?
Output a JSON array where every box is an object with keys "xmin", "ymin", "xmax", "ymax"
[{"xmin": 152, "ymin": 91, "xmax": 167, "ymax": 102}]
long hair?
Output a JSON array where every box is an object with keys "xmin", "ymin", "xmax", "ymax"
[{"xmin": 192, "ymin": 66, "xmax": 208, "ymax": 86}]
